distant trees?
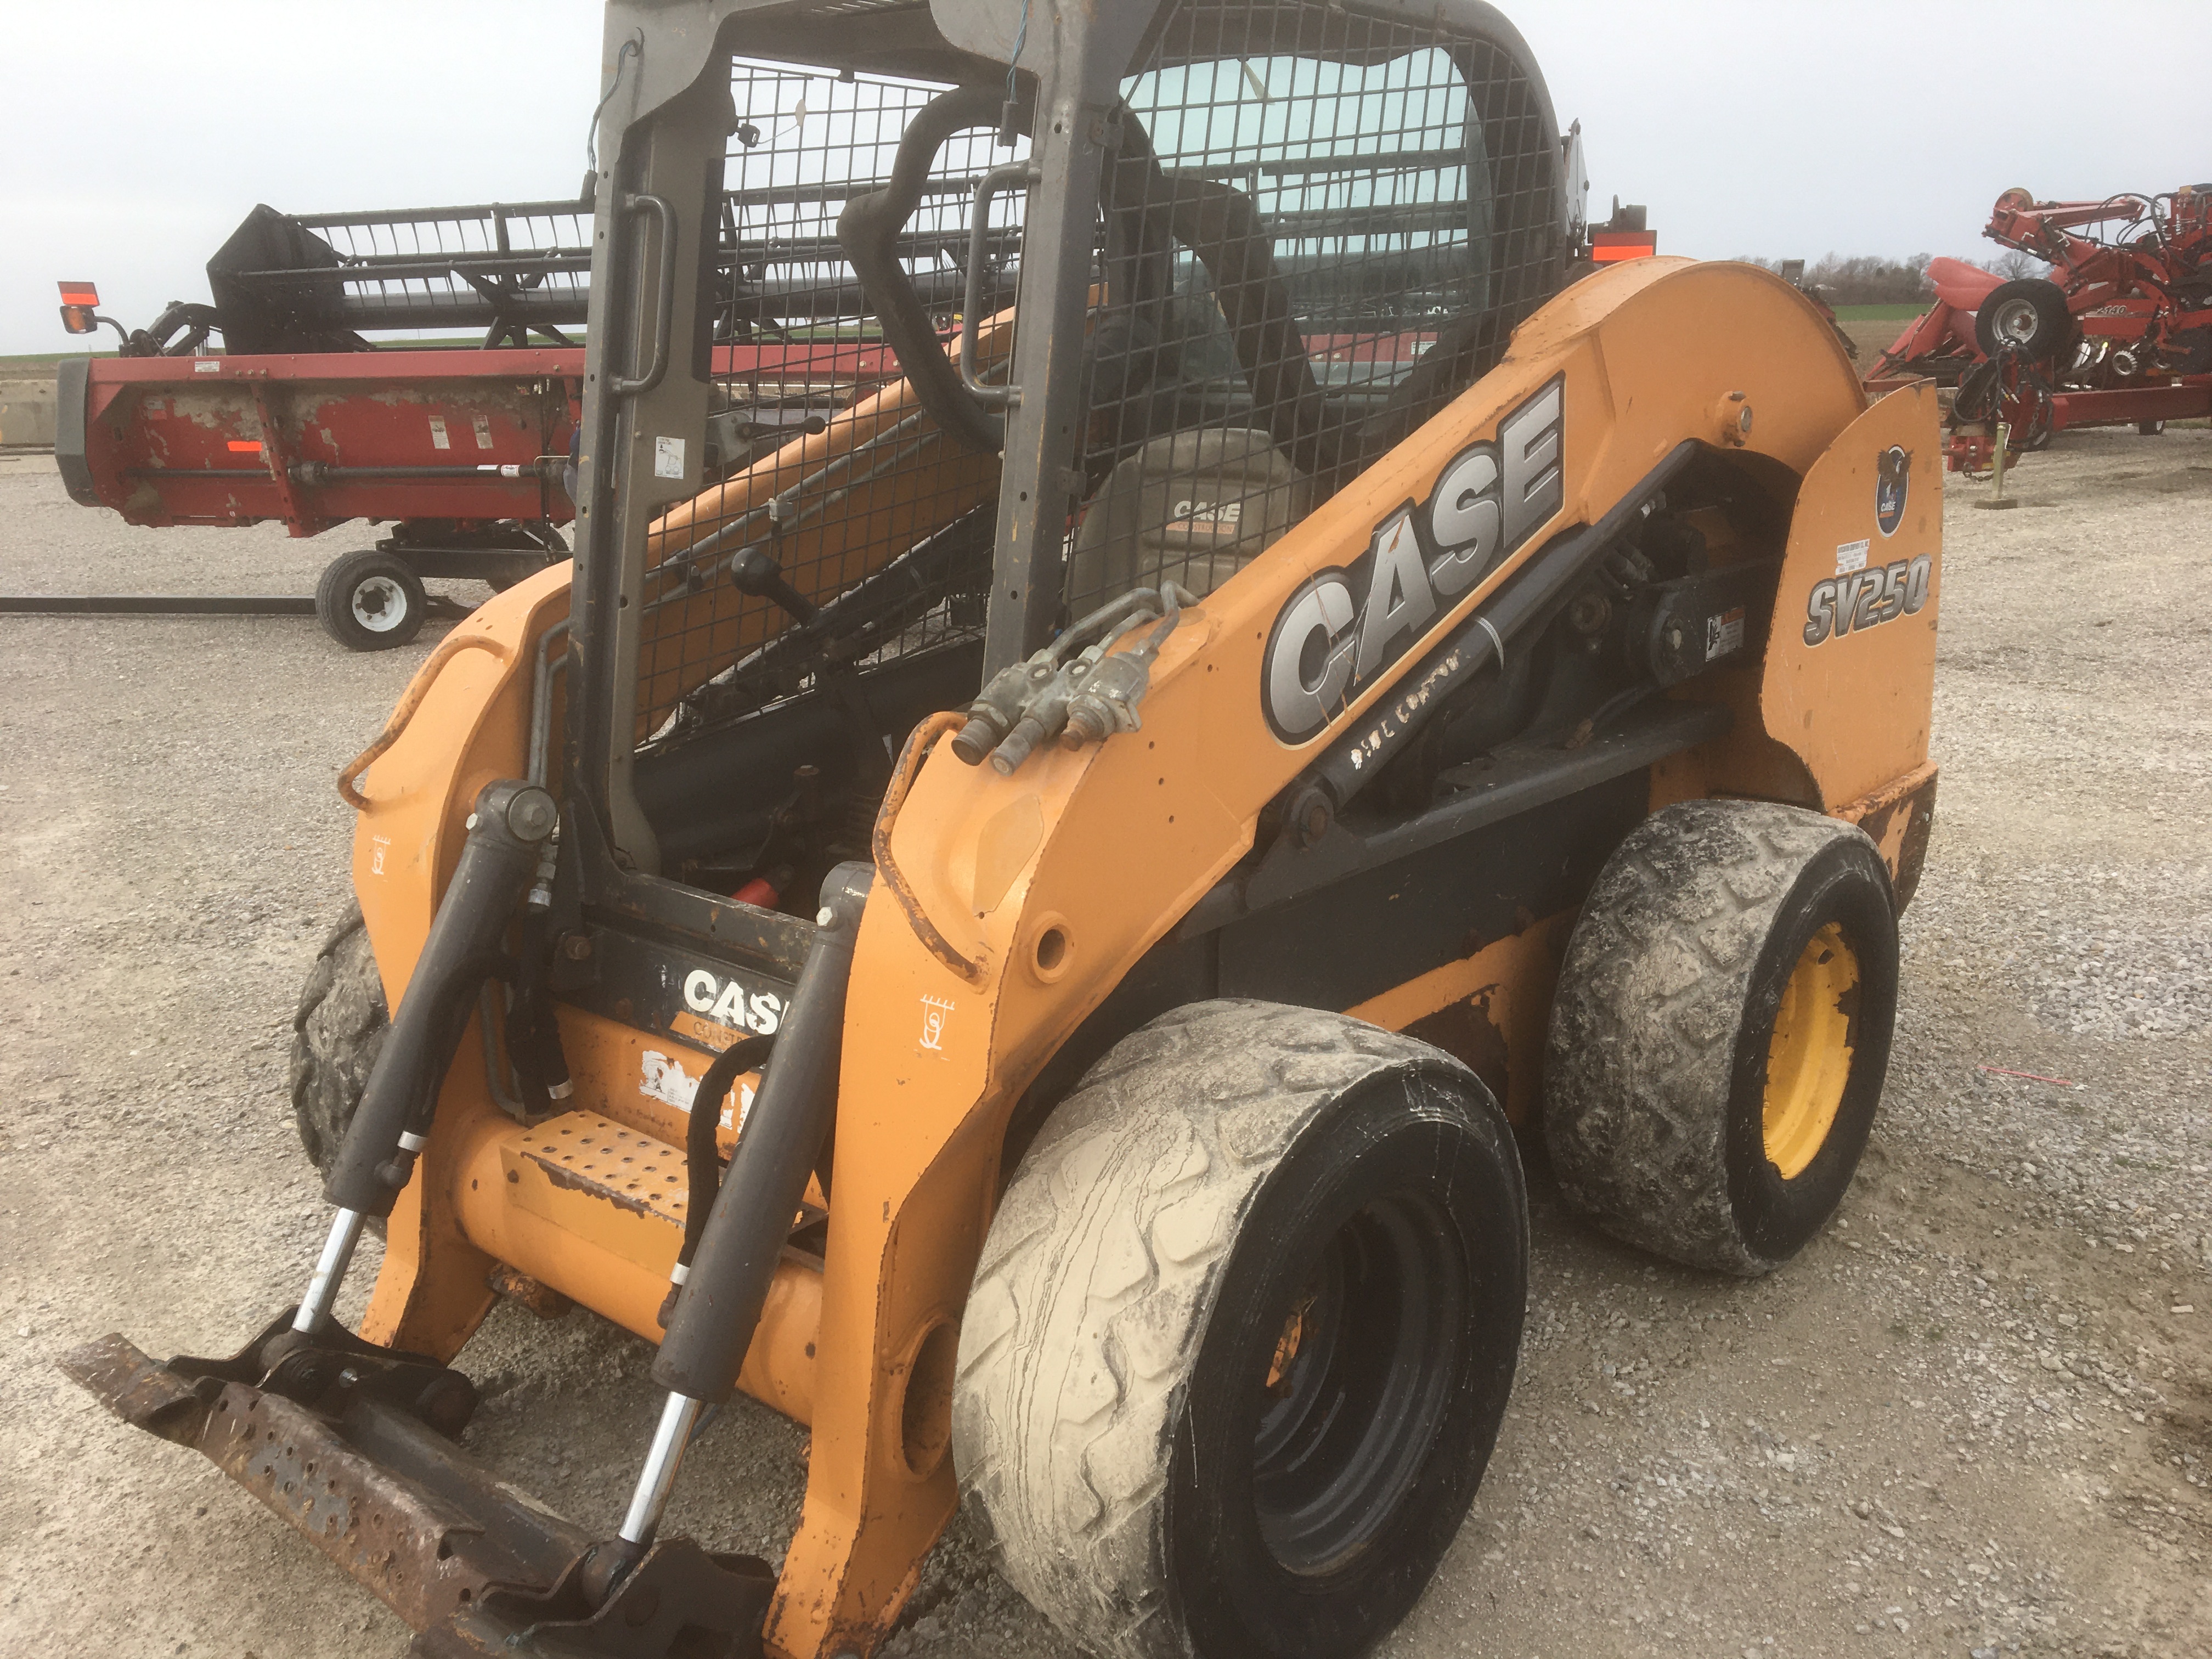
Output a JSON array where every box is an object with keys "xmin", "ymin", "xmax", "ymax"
[
  {"xmin": 1982, "ymin": 248, "xmax": 2053, "ymax": 281},
  {"xmin": 1739, "ymin": 249, "xmax": 2053, "ymax": 302},
  {"xmin": 1736, "ymin": 254, "xmax": 1936, "ymax": 305}
]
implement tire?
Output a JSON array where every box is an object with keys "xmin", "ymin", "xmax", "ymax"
[
  {"xmin": 315, "ymin": 548, "xmax": 427, "ymax": 651},
  {"xmin": 1543, "ymin": 800, "xmax": 1899, "ymax": 1276},
  {"xmin": 954, "ymin": 999, "xmax": 1526, "ymax": 1659},
  {"xmin": 1974, "ymin": 277, "xmax": 2073, "ymax": 364},
  {"xmin": 289, "ymin": 903, "xmax": 387, "ymax": 1175}
]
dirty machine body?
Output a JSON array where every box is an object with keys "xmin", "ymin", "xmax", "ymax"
[{"xmin": 69, "ymin": 3, "xmax": 1943, "ymax": 1657}]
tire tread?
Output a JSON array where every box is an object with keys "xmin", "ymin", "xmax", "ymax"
[
  {"xmin": 1543, "ymin": 800, "xmax": 1872, "ymax": 1275},
  {"xmin": 288, "ymin": 902, "xmax": 386, "ymax": 1173},
  {"xmin": 953, "ymin": 1000, "xmax": 1468, "ymax": 1658}
]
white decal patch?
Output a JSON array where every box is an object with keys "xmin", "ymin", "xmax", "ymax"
[
  {"xmin": 428, "ymin": 415, "xmax": 451, "ymax": 451},
  {"xmin": 472, "ymin": 413, "xmax": 495, "ymax": 450},
  {"xmin": 1835, "ymin": 538, "xmax": 1870, "ymax": 576},
  {"xmin": 653, "ymin": 436, "xmax": 687, "ymax": 479},
  {"xmin": 641, "ymin": 1049, "xmax": 755, "ymax": 1130}
]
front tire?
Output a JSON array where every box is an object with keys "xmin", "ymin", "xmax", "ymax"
[
  {"xmin": 315, "ymin": 548, "xmax": 428, "ymax": 651},
  {"xmin": 954, "ymin": 1000, "xmax": 1526, "ymax": 1659},
  {"xmin": 1543, "ymin": 800, "xmax": 1900, "ymax": 1275}
]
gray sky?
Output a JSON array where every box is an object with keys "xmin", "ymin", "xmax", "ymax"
[{"xmin": 3, "ymin": 0, "xmax": 2206, "ymax": 356}]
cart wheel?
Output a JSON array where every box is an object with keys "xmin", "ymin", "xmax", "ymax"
[
  {"xmin": 1974, "ymin": 278, "xmax": 2073, "ymax": 364},
  {"xmin": 2138, "ymin": 421, "xmax": 2167, "ymax": 437},
  {"xmin": 316, "ymin": 549, "xmax": 428, "ymax": 651}
]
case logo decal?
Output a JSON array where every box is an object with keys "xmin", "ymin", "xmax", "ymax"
[
  {"xmin": 1262, "ymin": 377, "xmax": 1564, "ymax": 744},
  {"xmin": 1803, "ymin": 555, "xmax": 1931, "ymax": 646},
  {"xmin": 1875, "ymin": 445, "xmax": 1910, "ymax": 537},
  {"xmin": 680, "ymin": 968, "xmax": 785, "ymax": 1035}
]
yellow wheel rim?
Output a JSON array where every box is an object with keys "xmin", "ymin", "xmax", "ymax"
[{"xmin": 1761, "ymin": 921, "xmax": 1859, "ymax": 1180}]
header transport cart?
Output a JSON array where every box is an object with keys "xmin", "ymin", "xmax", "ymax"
[{"xmin": 49, "ymin": 181, "xmax": 935, "ymax": 647}]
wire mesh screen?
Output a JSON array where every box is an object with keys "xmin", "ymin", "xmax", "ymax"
[
  {"xmin": 1066, "ymin": 0, "xmax": 1561, "ymax": 620},
  {"xmin": 633, "ymin": 60, "xmax": 1021, "ymax": 753},
  {"xmin": 207, "ymin": 200, "xmax": 595, "ymax": 352}
]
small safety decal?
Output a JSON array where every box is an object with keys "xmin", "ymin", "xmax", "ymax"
[
  {"xmin": 1706, "ymin": 606, "xmax": 1746, "ymax": 661},
  {"xmin": 919, "ymin": 994, "xmax": 954, "ymax": 1052},
  {"xmin": 1835, "ymin": 538, "xmax": 1870, "ymax": 575},
  {"xmin": 653, "ymin": 436, "xmax": 687, "ymax": 479},
  {"xmin": 429, "ymin": 415, "xmax": 451, "ymax": 451}
]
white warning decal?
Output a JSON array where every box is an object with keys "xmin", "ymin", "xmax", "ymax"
[{"xmin": 641, "ymin": 1049, "xmax": 755, "ymax": 1130}]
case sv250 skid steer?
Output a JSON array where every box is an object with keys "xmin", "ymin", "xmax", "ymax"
[{"xmin": 65, "ymin": 2, "xmax": 1943, "ymax": 1655}]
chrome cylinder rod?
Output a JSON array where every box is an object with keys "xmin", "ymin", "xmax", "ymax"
[
  {"xmin": 618, "ymin": 1392, "xmax": 705, "ymax": 1547},
  {"xmin": 292, "ymin": 1206, "xmax": 369, "ymax": 1334}
]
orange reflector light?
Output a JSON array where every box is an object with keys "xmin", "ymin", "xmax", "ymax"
[
  {"xmin": 1592, "ymin": 233, "xmax": 1659, "ymax": 264},
  {"xmin": 59, "ymin": 304, "xmax": 98, "ymax": 335},
  {"xmin": 58, "ymin": 281, "xmax": 100, "ymax": 306},
  {"xmin": 227, "ymin": 440, "xmax": 263, "ymax": 453}
]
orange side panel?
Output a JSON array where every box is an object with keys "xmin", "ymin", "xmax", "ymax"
[{"xmin": 1760, "ymin": 382, "xmax": 1943, "ymax": 808}]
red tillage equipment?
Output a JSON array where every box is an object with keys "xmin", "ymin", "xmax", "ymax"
[{"xmin": 1869, "ymin": 185, "xmax": 2212, "ymax": 470}]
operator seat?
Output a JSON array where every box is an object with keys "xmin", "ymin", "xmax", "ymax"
[{"xmin": 1064, "ymin": 427, "xmax": 1311, "ymax": 609}]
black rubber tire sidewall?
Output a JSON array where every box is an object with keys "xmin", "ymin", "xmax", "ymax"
[
  {"xmin": 1165, "ymin": 1071, "xmax": 1526, "ymax": 1659},
  {"xmin": 315, "ymin": 550, "xmax": 428, "ymax": 652},
  {"xmin": 1721, "ymin": 837, "xmax": 1899, "ymax": 1263},
  {"xmin": 290, "ymin": 903, "xmax": 387, "ymax": 1175}
]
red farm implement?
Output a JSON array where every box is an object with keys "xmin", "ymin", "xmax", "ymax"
[
  {"xmin": 38, "ymin": 184, "xmax": 964, "ymax": 647},
  {"xmin": 1869, "ymin": 184, "xmax": 2212, "ymax": 471}
]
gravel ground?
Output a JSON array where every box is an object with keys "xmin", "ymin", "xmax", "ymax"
[{"xmin": 1, "ymin": 426, "xmax": 2207, "ymax": 1659}]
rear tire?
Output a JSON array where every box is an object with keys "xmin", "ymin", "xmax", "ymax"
[
  {"xmin": 953, "ymin": 1000, "xmax": 1526, "ymax": 1659},
  {"xmin": 1543, "ymin": 800, "xmax": 1899, "ymax": 1276},
  {"xmin": 290, "ymin": 903, "xmax": 387, "ymax": 1174},
  {"xmin": 316, "ymin": 549, "xmax": 427, "ymax": 651}
]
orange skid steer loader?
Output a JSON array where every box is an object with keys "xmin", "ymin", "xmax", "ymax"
[{"xmin": 65, "ymin": 2, "xmax": 1942, "ymax": 1656}]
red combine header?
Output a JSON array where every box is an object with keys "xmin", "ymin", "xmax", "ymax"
[{"xmin": 43, "ymin": 188, "xmax": 947, "ymax": 646}]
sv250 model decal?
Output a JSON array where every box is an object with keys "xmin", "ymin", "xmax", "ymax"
[
  {"xmin": 1262, "ymin": 376, "xmax": 1565, "ymax": 744},
  {"xmin": 1803, "ymin": 555, "xmax": 1932, "ymax": 646}
]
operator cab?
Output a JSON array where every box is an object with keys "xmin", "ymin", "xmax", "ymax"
[{"xmin": 620, "ymin": 4, "xmax": 1575, "ymax": 905}]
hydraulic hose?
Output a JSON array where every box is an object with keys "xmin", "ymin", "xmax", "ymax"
[
  {"xmin": 651, "ymin": 864, "xmax": 870, "ymax": 1403},
  {"xmin": 323, "ymin": 780, "xmax": 558, "ymax": 1218},
  {"xmin": 657, "ymin": 1032, "xmax": 774, "ymax": 1328}
]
